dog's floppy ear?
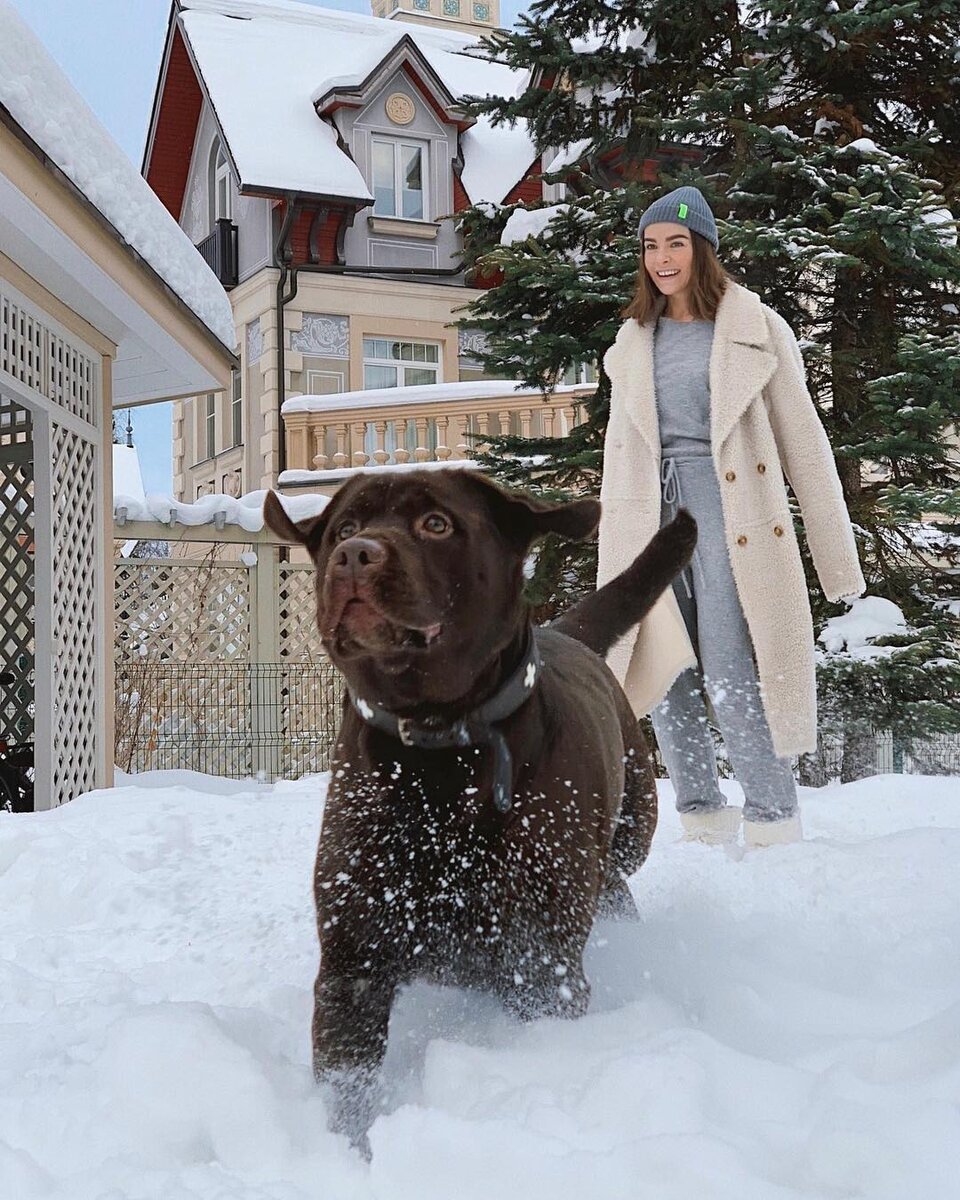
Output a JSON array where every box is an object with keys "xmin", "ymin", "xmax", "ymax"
[
  {"xmin": 262, "ymin": 490, "xmax": 330, "ymax": 549},
  {"xmin": 467, "ymin": 473, "xmax": 600, "ymax": 545}
]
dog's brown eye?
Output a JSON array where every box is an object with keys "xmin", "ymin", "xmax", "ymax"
[
  {"xmin": 336, "ymin": 520, "xmax": 359, "ymax": 541},
  {"xmin": 419, "ymin": 512, "xmax": 452, "ymax": 537}
]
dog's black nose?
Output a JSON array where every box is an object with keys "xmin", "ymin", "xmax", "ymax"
[{"xmin": 333, "ymin": 536, "xmax": 387, "ymax": 581}]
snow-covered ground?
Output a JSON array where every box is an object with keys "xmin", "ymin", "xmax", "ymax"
[{"xmin": 2, "ymin": 771, "xmax": 959, "ymax": 1199}]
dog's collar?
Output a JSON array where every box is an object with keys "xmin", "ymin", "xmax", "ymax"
[{"xmin": 347, "ymin": 634, "xmax": 542, "ymax": 814}]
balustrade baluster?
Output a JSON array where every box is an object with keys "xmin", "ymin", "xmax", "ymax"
[
  {"xmin": 332, "ymin": 423, "xmax": 348, "ymax": 469},
  {"xmin": 350, "ymin": 420, "xmax": 367, "ymax": 467},
  {"xmin": 373, "ymin": 420, "xmax": 389, "ymax": 466},
  {"xmin": 311, "ymin": 424, "xmax": 329, "ymax": 470}
]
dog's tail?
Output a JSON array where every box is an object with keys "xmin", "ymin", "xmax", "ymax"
[{"xmin": 552, "ymin": 509, "xmax": 697, "ymax": 659}]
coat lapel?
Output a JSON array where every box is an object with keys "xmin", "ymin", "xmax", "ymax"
[
  {"xmin": 609, "ymin": 284, "xmax": 779, "ymax": 465},
  {"xmin": 608, "ymin": 318, "xmax": 660, "ymax": 463},
  {"xmin": 709, "ymin": 284, "xmax": 779, "ymax": 453}
]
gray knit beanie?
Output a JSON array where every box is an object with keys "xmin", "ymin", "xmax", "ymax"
[{"xmin": 637, "ymin": 185, "xmax": 719, "ymax": 250}]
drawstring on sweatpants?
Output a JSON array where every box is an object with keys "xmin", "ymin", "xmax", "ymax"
[{"xmin": 660, "ymin": 457, "xmax": 700, "ymax": 599}]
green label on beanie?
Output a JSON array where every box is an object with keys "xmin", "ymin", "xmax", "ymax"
[{"xmin": 678, "ymin": 202, "xmax": 689, "ymax": 219}]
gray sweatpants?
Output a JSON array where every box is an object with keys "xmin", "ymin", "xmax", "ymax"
[{"xmin": 651, "ymin": 455, "xmax": 797, "ymax": 822}]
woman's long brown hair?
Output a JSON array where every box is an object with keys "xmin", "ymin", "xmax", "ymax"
[{"xmin": 622, "ymin": 231, "xmax": 732, "ymax": 324}]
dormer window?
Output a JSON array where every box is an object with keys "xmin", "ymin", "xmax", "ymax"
[{"xmin": 372, "ymin": 138, "xmax": 426, "ymax": 221}]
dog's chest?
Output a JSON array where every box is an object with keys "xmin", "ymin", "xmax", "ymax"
[{"xmin": 317, "ymin": 768, "xmax": 569, "ymax": 972}]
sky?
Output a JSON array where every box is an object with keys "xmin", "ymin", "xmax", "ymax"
[{"xmin": 12, "ymin": 0, "xmax": 527, "ymax": 493}]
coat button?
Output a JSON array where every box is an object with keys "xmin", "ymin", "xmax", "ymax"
[
  {"xmin": 737, "ymin": 534, "xmax": 747, "ymax": 546},
  {"xmin": 757, "ymin": 462, "xmax": 766, "ymax": 474},
  {"xmin": 774, "ymin": 525, "xmax": 784, "ymax": 537},
  {"xmin": 725, "ymin": 470, "xmax": 736, "ymax": 482}
]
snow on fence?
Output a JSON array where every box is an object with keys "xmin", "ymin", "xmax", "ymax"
[{"xmin": 114, "ymin": 526, "xmax": 344, "ymax": 780}]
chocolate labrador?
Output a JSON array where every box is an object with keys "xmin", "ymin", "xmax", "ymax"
[{"xmin": 264, "ymin": 470, "xmax": 695, "ymax": 1151}]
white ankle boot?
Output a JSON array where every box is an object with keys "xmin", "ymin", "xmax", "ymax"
[
  {"xmin": 743, "ymin": 812, "xmax": 803, "ymax": 848},
  {"xmin": 680, "ymin": 806, "xmax": 742, "ymax": 845}
]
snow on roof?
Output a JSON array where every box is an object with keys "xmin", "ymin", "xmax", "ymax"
[
  {"xmin": 0, "ymin": 1, "xmax": 237, "ymax": 351},
  {"xmin": 282, "ymin": 379, "xmax": 594, "ymax": 415},
  {"xmin": 113, "ymin": 488, "xmax": 328, "ymax": 532},
  {"xmin": 179, "ymin": 0, "xmax": 535, "ymax": 205}
]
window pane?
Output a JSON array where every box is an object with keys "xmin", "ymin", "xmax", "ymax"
[
  {"xmin": 422, "ymin": 344, "xmax": 439, "ymax": 363},
  {"xmin": 403, "ymin": 367, "xmax": 437, "ymax": 387},
  {"xmin": 399, "ymin": 342, "xmax": 413, "ymax": 361},
  {"xmin": 372, "ymin": 142, "xmax": 396, "ymax": 215},
  {"xmin": 364, "ymin": 364, "xmax": 398, "ymax": 389},
  {"xmin": 401, "ymin": 144, "xmax": 423, "ymax": 219}
]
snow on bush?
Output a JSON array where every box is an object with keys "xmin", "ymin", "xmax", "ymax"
[{"xmin": 818, "ymin": 595, "xmax": 908, "ymax": 656}]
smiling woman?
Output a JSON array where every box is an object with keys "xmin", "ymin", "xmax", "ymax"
[{"xmin": 598, "ymin": 184, "xmax": 865, "ymax": 850}]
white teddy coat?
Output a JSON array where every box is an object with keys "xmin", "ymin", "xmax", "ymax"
[{"xmin": 597, "ymin": 282, "xmax": 865, "ymax": 758}]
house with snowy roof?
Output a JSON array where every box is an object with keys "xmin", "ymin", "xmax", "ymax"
[
  {"xmin": 0, "ymin": 2, "xmax": 237, "ymax": 809},
  {"xmin": 141, "ymin": 0, "xmax": 596, "ymax": 504}
]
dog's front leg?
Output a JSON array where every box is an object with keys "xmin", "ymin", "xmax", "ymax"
[{"xmin": 313, "ymin": 970, "xmax": 396, "ymax": 1157}]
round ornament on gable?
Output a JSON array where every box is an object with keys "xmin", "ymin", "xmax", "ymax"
[{"xmin": 386, "ymin": 93, "xmax": 415, "ymax": 125}]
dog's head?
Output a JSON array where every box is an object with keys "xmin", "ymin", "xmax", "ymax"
[{"xmin": 264, "ymin": 471, "xmax": 599, "ymax": 708}]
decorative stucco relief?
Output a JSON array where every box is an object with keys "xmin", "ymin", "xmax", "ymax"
[
  {"xmin": 291, "ymin": 314, "xmax": 349, "ymax": 358},
  {"xmin": 246, "ymin": 318, "xmax": 263, "ymax": 364}
]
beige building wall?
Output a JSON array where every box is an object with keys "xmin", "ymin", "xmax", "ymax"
[{"xmin": 175, "ymin": 267, "xmax": 493, "ymax": 504}]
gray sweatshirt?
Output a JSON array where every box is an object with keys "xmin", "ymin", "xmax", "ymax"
[{"xmin": 653, "ymin": 317, "xmax": 715, "ymax": 456}]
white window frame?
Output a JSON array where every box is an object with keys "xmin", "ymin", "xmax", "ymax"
[
  {"xmin": 371, "ymin": 137, "xmax": 429, "ymax": 221},
  {"xmin": 362, "ymin": 337, "xmax": 441, "ymax": 390},
  {"xmin": 204, "ymin": 392, "xmax": 216, "ymax": 460},
  {"xmin": 210, "ymin": 139, "xmax": 232, "ymax": 225},
  {"xmin": 231, "ymin": 369, "xmax": 242, "ymax": 447},
  {"xmin": 562, "ymin": 360, "xmax": 598, "ymax": 386}
]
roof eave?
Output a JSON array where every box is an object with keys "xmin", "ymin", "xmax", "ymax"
[
  {"xmin": 0, "ymin": 100, "xmax": 238, "ymax": 364},
  {"xmin": 140, "ymin": 0, "xmax": 182, "ymax": 177}
]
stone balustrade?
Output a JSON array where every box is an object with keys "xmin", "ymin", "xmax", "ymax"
[{"xmin": 281, "ymin": 381, "xmax": 597, "ymax": 472}]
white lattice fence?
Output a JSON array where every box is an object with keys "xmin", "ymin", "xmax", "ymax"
[
  {"xmin": 46, "ymin": 424, "xmax": 99, "ymax": 805},
  {"xmin": 114, "ymin": 552, "xmax": 343, "ymax": 779},
  {"xmin": 115, "ymin": 558, "xmax": 250, "ymax": 662},
  {"xmin": 1, "ymin": 277, "xmax": 103, "ymax": 810},
  {"xmin": 278, "ymin": 564, "xmax": 324, "ymax": 660},
  {"xmin": 0, "ymin": 396, "xmax": 34, "ymax": 744}
]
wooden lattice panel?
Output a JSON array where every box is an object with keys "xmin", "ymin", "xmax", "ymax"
[
  {"xmin": 0, "ymin": 395, "xmax": 34, "ymax": 743},
  {"xmin": 115, "ymin": 560, "xmax": 251, "ymax": 662},
  {"xmin": 277, "ymin": 564, "xmax": 325, "ymax": 661},
  {"xmin": 48, "ymin": 332, "xmax": 97, "ymax": 426},
  {"xmin": 49, "ymin": 423, "xmax": 99, "ymax": 808},
  {"xmin": 0, "ymin": 286, "xmax": 97, "ymax": 424}
]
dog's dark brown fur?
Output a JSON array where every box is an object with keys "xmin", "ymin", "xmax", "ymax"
[{"xmin": 264, "ymin": 471, "xmax": 695, "ymax": 1150}]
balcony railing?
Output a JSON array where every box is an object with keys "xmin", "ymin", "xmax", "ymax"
[
  {"xmin": 281, "ymin": 381, "xmax": 596, "ymax": 476},
  {"xmin": 195, "ymin": 218, "xmax": 239, "ymax": 289}
]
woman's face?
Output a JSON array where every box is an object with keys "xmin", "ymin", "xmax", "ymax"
[{"xmin": 642, "ymin": 222, "xmax": 694, "ymax": 299}]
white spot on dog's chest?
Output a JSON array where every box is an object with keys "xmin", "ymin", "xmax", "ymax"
[
  {"xmin": 356, "ymin": 698, "xmax": 374, "ymax": 720},
  {"xmin": 524, "ymin": 662, "xmax": 537, "ymax": 689}
]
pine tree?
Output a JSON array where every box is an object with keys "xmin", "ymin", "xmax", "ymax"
[{"xmin": 458, "ymin": 0, "xmax": 960, "ymax": 763}]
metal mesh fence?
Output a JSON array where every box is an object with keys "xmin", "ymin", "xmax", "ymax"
[{"xmin": 115, "ymin": 661, "xmax": 345, "ymax": 780}]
